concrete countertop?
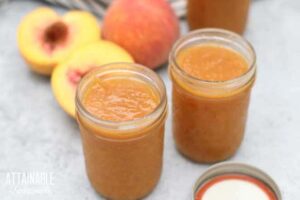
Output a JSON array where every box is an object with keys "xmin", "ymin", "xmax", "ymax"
[{"xmin": 0, "ymin": 0, "xmax": 299, "ymax": 199}]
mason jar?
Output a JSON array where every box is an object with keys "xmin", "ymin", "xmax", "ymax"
[
  {"xmin": 76, "ymin": 63, "xmax": 167, "ymax": 200},
  {"xmin": 169, "ymin": 29, "xmax": 256, "ymax": 163}
]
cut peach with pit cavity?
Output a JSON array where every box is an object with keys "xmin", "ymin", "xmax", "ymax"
[
  {"xmin": 51, "ymin": 41, "xmax": 134, "ymax": 117},
  {"xmin": 17, "ymin": 7, "xmax": 101, "ymax": 75}
]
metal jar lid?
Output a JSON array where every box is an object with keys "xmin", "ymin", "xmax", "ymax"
[{"xmin": 193, "ymin": 162, "xmax": 282, "ymax": 200}]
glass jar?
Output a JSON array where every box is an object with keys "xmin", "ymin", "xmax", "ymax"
[
  {"xmin": 75, "ymin": 63, "xmax": 167, "ymax": 200},
  {"xmin": 169, "ymin": 29, "xmax": 256, "ymax": 163},
  {"xmin": 187, "ymin": 0, "xmax": 250, "ymax": 34}
]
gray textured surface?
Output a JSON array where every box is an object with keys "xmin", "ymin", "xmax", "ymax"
[{"xmin": 0, "ymin": 0, "xmax": 299, "ymax": 199}]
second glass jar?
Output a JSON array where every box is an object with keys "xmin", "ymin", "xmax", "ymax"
[{"xmin": 169, "ymin": 29, "xmax": 256, "ymax": 163}]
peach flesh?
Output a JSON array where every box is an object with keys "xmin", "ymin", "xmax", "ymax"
[
  {"xmin": 67, "ymin": 67, "xmax": 95, "ymax": 86},
  {"xmin": 42, "ymin": 21, "xmax": 69, "ymax": 53}
]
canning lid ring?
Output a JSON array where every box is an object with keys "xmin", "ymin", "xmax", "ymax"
[{"xmin": 193, "ymin": 162, "xmax": 281, "ymax": 200}]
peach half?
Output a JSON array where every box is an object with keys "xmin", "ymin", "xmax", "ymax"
[
  {"xmin": 17, "ymin": 7, "xmax": 100, "ymax": 75},
  {"xmin": 51, "ymin": 41, "xmax": 134, "ymax": 117}
]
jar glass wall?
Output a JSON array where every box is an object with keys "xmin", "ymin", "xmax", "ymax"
[
  {"xmin": 76, "ymin": 63, "xmax": 167, "ymax": 200},
  {"xmin": 169, "ymin": 29, "xmax": 256, "ymax": 163}
]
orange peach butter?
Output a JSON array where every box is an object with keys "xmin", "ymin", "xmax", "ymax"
[
  {"xmin": 177, "ymin": 45, "xmax": 248, "ymax": 82},
  {"xmin": 76, "ymin": 64, "xmax": 167, "ymax": 200},
  {"xmin": 83, "ymin": 78, "xmax": 159, "ymax": 123},
  {"xmin": 171, "ymin": 43, "xmax": 255, "ymax": 163}
]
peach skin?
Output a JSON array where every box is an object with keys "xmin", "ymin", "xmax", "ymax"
[{"xmin": 102, "ymin": 0, "xmax": 180, "ymax": 69}]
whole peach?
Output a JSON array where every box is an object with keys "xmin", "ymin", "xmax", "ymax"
[{"xmin": 102, "ymin": 0, "xmax": 180, "ymax": 69}]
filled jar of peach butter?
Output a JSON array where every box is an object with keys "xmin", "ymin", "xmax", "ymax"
[
  {"xmin": 169, "ymin": 29, "xmax": 256, "ymax": 163},
  {"xmin": 75, "ymin": 63, "xmax": 167, "ymax": 200},
  {"xmin": 187, "ymin": 0, "xmax": 250, "ymax": 34}
]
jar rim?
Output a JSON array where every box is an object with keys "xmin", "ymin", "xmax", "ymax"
[
  {"xmin": 169, "ymin": 28, "xmax": 257, "ymax": 87},
  {"xmin": 193, "ymin": 162, "xmax": 281, "ymax": 200},
  {"xmin": 75, "ymin": 62, "xmax": 167, "ymax": 132}
]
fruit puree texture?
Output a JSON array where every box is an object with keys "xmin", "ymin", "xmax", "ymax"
[
  {"xmin": 171, "ymin": 44, "xmax": 255, "ymax": 163},
  {"xmin": 83, "ymin": 78, "xmax": 159, "ymax": 122},
  {"xmin": 76, "ymin": 64, "xmax": 167, "ymax": 200},
  {"xmin": 177, "ymin": 45, "xmax": 248, "ymax": 81}
]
